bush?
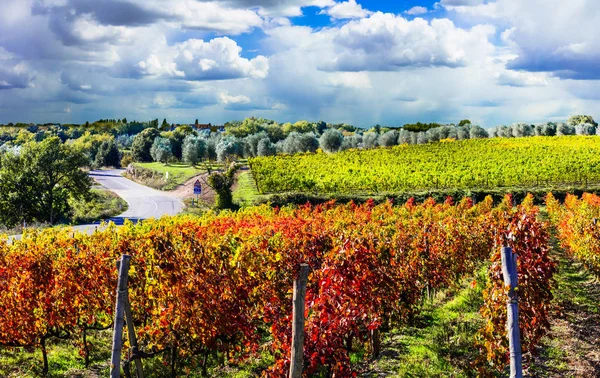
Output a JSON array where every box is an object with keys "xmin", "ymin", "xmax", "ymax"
[
  {"xmin": 121, "ymin": 152, "xmax": 133, "ymax": 167},
  {"xmin": 319, "ymin": 129, "xmax": 344, "ymax": 153}
]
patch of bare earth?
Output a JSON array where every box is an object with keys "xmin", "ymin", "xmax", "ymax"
[{"xmin": 167, "ymin": 173, "xmax": 216, "ymax": 206}]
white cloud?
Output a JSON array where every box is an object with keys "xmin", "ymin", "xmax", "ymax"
[
  {"xmin": 404, "ymin": 6, "xmax": 428, "ymax": 15},
  {"xmin": 445, "ymin": 0, "xmax": 600, "ymax": 79},
  {"xmin": 326, "ymin": 72, "xmax": 371, "ymax": 88},
  {"xmin": 138, "ymin": 37, "xmax": 269, "ymax": 81},
  {"xmin": 320, "ymin": 0, "xmax": 372, "ymax": 19},
  {"xmin": 219, "ymin": 92, "xmax": 251, "ymax": 104},
  {"xmin": 496, "ymin": 70, "xmax": 550, "ymax": 87},
  {"xmin": 321, "ymin": 12, "xmax": 495, "ymax": 71}
]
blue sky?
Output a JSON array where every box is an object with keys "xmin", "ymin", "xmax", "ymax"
[{"xmin": 0, "ymin": 0, "xmax": 598, "ymax": 128}]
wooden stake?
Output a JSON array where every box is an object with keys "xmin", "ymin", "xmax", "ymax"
[
  {"xmin": 289, "ymin": 264, "xmax": 310, "ymax": 378},
  {"xmin": 501, "ymin": 247, "xmax": 522, "ymax": 378},
  {"xmin": 110, "ymin": 255, "xmax": 131, "ymax": 378}
]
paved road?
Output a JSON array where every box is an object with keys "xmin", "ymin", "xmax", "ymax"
[{"xmin": 70, "ymin": 169, "xmax": 184, "ymax": 233}]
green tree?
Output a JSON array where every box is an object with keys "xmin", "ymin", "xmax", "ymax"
[
  {"xmin": 150, "ymin": 137, "xmax": 173, "ymax": 164},
  {"xmin": 131, "ymin": 128, "xmax": 160, "ymax": 162},
  {"xmin": 458, "ymin": 119, "xmax": 472, "ymax": 127},
  {"xmin": 0, "ymin": 137, "xmax": 91, "ymax": 225},
  {"xmin": 568, "ymin": 115, "xmax": 597, "ymax": 127},
  {"xmin": 182, "ymin": 136, "xmax": 206, "ymax": 166},
  {"xmin": 319, "ymin": 129, "xmax": 344, "ymax": 153},
  {"xmin": 94, "ymin": 140, "xmax": 121, "ymax": 168},
  {"xmin": 161, "ymin": 118, "xmax": 169, "ymax": 130},
  {"xmin": 207, "ymin": 164, "xmax": 238, "ymax": 210}
]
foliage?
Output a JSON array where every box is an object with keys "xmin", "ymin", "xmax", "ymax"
[
  {"xmin": 0, "ymin": 137, "xmax": 91, "ymax": 226},
  {"xmin": 403, "ymin": 122, "xmax": 442, "ymax": 132},
  {"xmin": 182, "ymin": 136, "xmax": 207, "ymax": 166},
  {"xmin": 319, "ymin": 129, "xmax": 344, "ymax": 153},
  {"xmin": 250, "ymin": 136, "xmax": 600, "ymax": 195},
  {"xmin": 150, "ymin": 137, "xmax": 173, "ymax": 164},
  {"xmin": 0, "ymin": 196, "xmax": 555, "ymax": 377},
  {"xmin": 546, "ymin": 192, "xmax": 600, "ymax": 274},
  {"xmin": 257, "ymin": 138, "xmax": 276, "ymax": 157},
  {"xmin": 477, "ymin": 194, "xmax": 556, "ymax": 374},
  {"xmin": 94, "ymin": 140, "xmax": 121, "ymax": 168},
  {"xmin": 131, "ymin": 128, "xmax": 160, "ymax": 162},
  {"xmin": 567, "ymin": 114, "xmax": 597, "ymax": 127},
  {"xmin": 379, "ymin": 130, "xmax": 399, "ymax": 147},
  {"xmin": 216, "ymin": 137, "xmax": 243, "ymax": 162},
  {"xmin": 207, "ymin": 164, "xmax": 238, "ymax": 209}
]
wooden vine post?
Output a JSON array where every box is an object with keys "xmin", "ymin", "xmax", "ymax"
[
  {"xmin": 110, "ymin": 255, "xmax": 131, "ymax": 378},
  {"xmin": 501, "ymin": 247, "xmax": 523, "ymax": 378},
  {"xmin": 289, "ymin": 264, "xmax": 310, "ymax": 378}
]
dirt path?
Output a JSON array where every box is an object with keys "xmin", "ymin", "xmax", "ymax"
[
  {"xmin": 167, "ymin": 173, "xmax": 216, "ymax": 206},
  {"xmin": 530, "ymin": 248, "xmax": 600, "ymax": 377}
]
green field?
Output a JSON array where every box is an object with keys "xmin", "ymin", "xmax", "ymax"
[
  {"xmin": 250, "ymin": 136, "xmax": 600, "ymax": 195},
  {"xmin": 232, "ymin": 170, "xmax": 261, "ymax": 207}
]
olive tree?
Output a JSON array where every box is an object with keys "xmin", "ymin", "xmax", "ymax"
[
  {"xmin": 257, "ymin": 138, "xmax": 276, "ymax": 156},
  {"xmin": 319, "ymin": 129, "xmax": 344, "ymax": 153},
  {"xmin": 379, "ymin": 130, "xmax": 398, "ymax": 147},
  {"xmin": 150, "ymin": 137, "xmax": 173, "ymax": 164}
]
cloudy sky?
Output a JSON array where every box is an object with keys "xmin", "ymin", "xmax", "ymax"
[{"xmin": 0, "ymin": 0, "xmax": 598, "ymax": 127}]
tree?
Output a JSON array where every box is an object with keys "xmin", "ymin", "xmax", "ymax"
[
  {"xmin": 122, "ymin": 118, "xmax": 127, "ymax": 124},
  {"xmin": 557, "ymin": 123, "xmax": 575, "ymax": 136},
  {"xmin": 161, "ymin": 119, "xmax": 169, "ymax": 130},
  {"xmin": 195, "ymin": 119, "xmax": 199, "ymax": 125},
  {"xmin": 131, "ymin": 128, "xmax": 160, "ymax": 162},
  {"xmin": 0, "ymin": 137, "xmax": 91, "ymax": 225},
  {"xmin": 217, "ymin": 137, "xmax": 242, "ymax": 162},
  {"xmin": 379, "ymin": 130, "xmax": 399, "ymax": 147},
  {"xmin": 362, "ymin": 132, "xmax": 379, "ymax": 149},
  {"xmin": 469, "ymin": 125, "xmax": 489, "ymax": 139},
  {"xmin": 568, "ymin": 115, "xmax": 597, "ymax": 127},
  {"xmin": 319, "ymin": 129, "xmax": 344, "ymax": 153},
  {"xmin": 458, "ymin": 119, "xmax": 472, "ymax": 127},
  {"xmin": 94, "ymin": 140, "xmax": 121, "ymax": 168},
  {"xmin": 182, "ymin": 136, "xmax": 207, "ymax": 166},
  {"xmin": 150, "ymin": 137, "xmax": 173, "ymax": 164},
  {"xmin": 207, "ymin": 164, "xmax": 238, "ymax": 210},
  {"xmin": 257, "ymin": 138, "xmax": 276, "ymax": 156}
]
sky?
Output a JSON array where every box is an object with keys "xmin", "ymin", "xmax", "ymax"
[{"xmin": 0, "ymin": 0, "xmax": 598, "ymax": 128}]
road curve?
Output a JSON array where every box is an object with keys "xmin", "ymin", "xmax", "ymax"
[
  {"xmin": 68, "ymin": 169, "xmax": 184, "ymax": 233},
  {"xmin": 90, "ymin": 169, "xmax": 184, "ymax": 221}
]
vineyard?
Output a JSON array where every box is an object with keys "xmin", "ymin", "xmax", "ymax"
[
  {"xmin": 249, "ymin": 136, "xmax": 600, "ymax": 195},
  {"xmin": 0, "ymin": 195, "xmax": 556, "ymax": 377},
  {"xmin": 547, "ymin": 192, "xmax": 600, "ymax": 274}
]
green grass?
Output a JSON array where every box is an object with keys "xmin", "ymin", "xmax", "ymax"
[
  {"xmin": 133, "ymin": 162, "xmax": 205, "ymax": 190},
  {"xmin": 232, "ymin": 170, "xmax": 262, "ymax": 207},
  {"xmin": 363, "ymin": 267, "xmax": 488, "ymax": 377}
]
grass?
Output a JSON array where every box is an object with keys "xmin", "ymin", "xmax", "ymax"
[
  {"xmin": 70, "ymin": 189, "xmax": 128, "ymax": 224},
  {"xmin": 362, "ymin": 267, "xmax": 488, "ymax": 377},
  {"xmin": 528, "ymin": 233, "xmax": 600, "ymax": 377},
  {"xmin": 232, "ymin": 170, "xmax": 262, "ymax": 207},
  {"xmin": 133, "ymin": 162, "xmax": 205, "ymax": 190}
]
